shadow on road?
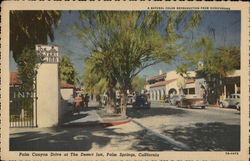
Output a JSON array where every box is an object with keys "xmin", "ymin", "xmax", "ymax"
[
  {"xmin": 61, "ymin": 113, "xmax": 89, "ymax": 124},
  {"xmin": 60, "ymin": 106, "xmax": 101, "ymax": 124},
  {"xmin": 126, "ymin": 107, "xmax": 187, "ymax": 118},
  {"xmin": 10, "ymin": 122, "xmax": 239, "ymax": 151},
  {"xmin": 10, "ymin": 126, "xmax": 175, "ymax": 151},
  {"xmin": 130, "ymin": 130, "xmax": 180, "ymax": 151},
  {"xmin": 10, "ymin": 127, "xmax": 111, "ymax": 151},
  {"xmin": 162, "ymin": 122, "xmax": 240, "ymax": 151}
]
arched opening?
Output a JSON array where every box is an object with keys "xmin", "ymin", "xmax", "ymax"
[{"xmin": 169, "ymin": 88, "xmax": 177, "ymax": 97}]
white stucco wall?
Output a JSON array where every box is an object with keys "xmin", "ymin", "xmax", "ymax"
[
  {"xmin": 166, "ymin": 81, "xmax": 179, "ymax": 95},
  {"xmin": 37, "ymin": 63, "xmax": 59, "ymax": 127},
  {"xmin": 166, "ymin": 71, "xmax": 179, "ymax": 80},
  {"xmin": 61, "ymin": 88, "xmax": 74, "ymax": 100}
]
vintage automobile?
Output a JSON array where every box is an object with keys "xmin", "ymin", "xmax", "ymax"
[
  {"xmin": 177, "ymin": 97, "xmax": 208, "ymax": 109},
  {"xmin": 169, "ymin": 95, "xmax": 185, "ymax": 105},
  {"xmin": 219, "ymin": 94, "xmax": 240, "ymax": 109},
  {"xmin": 132, "ymin": 94, "xmax": 151, "ymax": 108},
  {"xmin": 236, "ymin": 103, "xmax": 240, "ymax": 111}
]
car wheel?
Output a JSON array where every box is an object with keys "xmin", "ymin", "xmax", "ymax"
[
  {"xmin": 201, "ymin": 106, "xmax": 206, "ymax": 109},
  {"xmin": 219, "ymin": 102, "xmax": 224, "ymax": 108}
]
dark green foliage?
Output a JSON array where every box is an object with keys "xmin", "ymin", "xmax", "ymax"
[
  {"xmin": 59, "ymin": 56, "xmax": 79, "ymax": 85},
  {"xmin": 17, "ymin": 48, "xmax": 41, "ymax": 90},
  {"xmin": 177, "ymin": 37, "xmax": 240, "ymax": 78},
  {"xmin": 10, "ymin": 11, "xmax": 61, "ymax": 62},
  {"xmin": 132, "ymin": 76, "xmax": 146, "ymax": 93}
]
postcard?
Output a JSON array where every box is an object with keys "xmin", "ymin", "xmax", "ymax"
[{"xmin": 1, "ymin": 1, "xmax": 249, "ymax": 161}]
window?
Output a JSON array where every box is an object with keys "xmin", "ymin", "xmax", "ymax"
[
  {"xmin": 189, "ymin": 88, "xmax": 195, "ymax": 94},
  {"xmin": 183, "ymin": 88, "xmax": 195, "ymax": 95}
]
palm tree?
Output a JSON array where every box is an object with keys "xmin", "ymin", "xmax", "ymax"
[{"xmin": 10, "ymin": 11, "xmax": 61, "ymax": 62}]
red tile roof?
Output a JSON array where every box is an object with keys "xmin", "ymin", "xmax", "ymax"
[
  {"xmin": 149, "ymin": 78, "xmax": 177, "ymax": 88},
  {"xmin": 60, "ymin": 82, "xmax": 75, "ymax": 89},
  {"xmin": 185, "ymin": 79, "xmax": 195, "ymax": 84},
  {"xmin": 10, "ymin": 72, "xmax": 22, "ymax": 85},
  {"xmin": 10, "ymin": 72, "xmax": 77, "ymax": 89},
  {"xmin": 146, "ymin": 73, "xmax": 167, "ymax": 81}
]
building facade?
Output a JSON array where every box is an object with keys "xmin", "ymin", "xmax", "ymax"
[{"xmin": 146, "ymin": 70, "xmax": 240, "ymax": 105}]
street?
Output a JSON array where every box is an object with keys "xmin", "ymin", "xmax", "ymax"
[
  {"xmin": 10, "ymin": 102, "xmax": 240, "ymax": 151},
  {"xmin": 126, "ymin": 102, "xmax": 240, "ymax": 151}
]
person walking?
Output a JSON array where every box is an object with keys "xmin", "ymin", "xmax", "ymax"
[
  {"xmin": 80, "ymin": 93, "xmax": 84, "ymax": 111},
  {"xmin": 84, "ymin": 93, "xmax": 89, "ymax": 108},
  {"xmin": 96, "ymin": 94, "xmax": 102, "ymax": 108},
  {"xmin": 75, "ymin": 95, "xmax": 82, "ymax": 114}
]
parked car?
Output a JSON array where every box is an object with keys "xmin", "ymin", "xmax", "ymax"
[
  {"xmin": 236, "ymin": 103, "xmax": 240, "ymax": 111},
  {"xmin": 169, "ymin": 95, "xmax": 185, "ymax": 105},
  {"xmin": 132, "ymin": 94, "xmax": 150, "ymax": 108},
  {"xmin": 177, "ymin": 97, "xmax": 208, "ymax": 109},
  {"xmin": 127, "ymin": 94, "xmax": 134, "ymax": 105},
  {"xmin": 219, "ymin": 94, "xmax": 240, "ymax": 109}
]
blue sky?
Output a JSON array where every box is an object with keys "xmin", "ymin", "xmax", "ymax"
[{"xmin": 10, "ymin": 10, "xmax": 240, "ymax": 80}]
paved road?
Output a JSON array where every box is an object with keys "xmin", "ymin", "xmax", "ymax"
[
  {"xmin": 126, "ymin": 102, "xmax": 240, "ymax": 151},
  {"xmin": 10, "ymin": 102, "xmax": 240, "ymax": 151}
]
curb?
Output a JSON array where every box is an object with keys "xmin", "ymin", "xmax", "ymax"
[
  {"xmin": 101, "ymin": 118, "xmax": 132, "ymax": 127},
  {"xmin": 208, "ymin": 104, "xmax": 220, "ymax": 108},
  {"xmin": 60, "ymin": 118, "xmax": 132, "ymax": 128}
]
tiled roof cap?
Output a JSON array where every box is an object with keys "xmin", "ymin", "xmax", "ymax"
[
  {"xmin": 60, "ymin": 82, "xmax": 75, "ymax": 89},
  {"xmin": 10, "ymin": 72, "xmax": 22, "ymax": 85},
  {"xmin": 147, "ymin": 73, "xmax": 167, "ymax": 81},
  {"xmin": 149, "ymin": 79, "xmax": 176, "ymax": 88}
]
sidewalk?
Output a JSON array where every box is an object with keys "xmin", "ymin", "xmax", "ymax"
[{"xmin": 61, "ymin": 104, "xmax": 132, "ymax": 128}]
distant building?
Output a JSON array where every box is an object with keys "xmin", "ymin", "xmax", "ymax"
[
  {"xmin": 60, "ymin": 82, "xmax": 76, "ymax": 100},
  {"xmin": 146, "ymin": 69, "xmax": 240, "ymax": 105},
  {"xmin": 146, "ymin": 70, "xmax": 198, "ymax": 101}
]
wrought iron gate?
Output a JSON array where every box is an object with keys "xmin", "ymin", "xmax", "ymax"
[{"xmin": 9, "ymin": 76, "xmax": 37, "ymax": 128}]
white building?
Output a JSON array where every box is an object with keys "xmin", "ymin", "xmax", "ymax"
[
  {"xmin": 60, "ymin": 82, "xmax": 76, "ymax": 100},
  {"xmin": 146, "ymin": 70, "xmax": 196, "ymax": 101}
]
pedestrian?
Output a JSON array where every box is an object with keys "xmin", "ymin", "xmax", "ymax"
[
  {"xmin": 96, "ymin": 94, "xmax": 102, "ymax": 108},
  {"xmin": 80, "ymin": 93, "xmax": 84, "ymax": 111},
  {"xmin": 75, "ymin": 94, "xmax": 82, "ymax": 114},
  {"xmin": 84, "ymin": 93, "xmax": 89, "ymax": 108}
]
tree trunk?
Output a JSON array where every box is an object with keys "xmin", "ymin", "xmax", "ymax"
[
  {"xmin": 120, "ymin": 89, "xmax": 127, "ymax": 117},
  {"xmin": 106, "ymin": 80, "xmax": 116, "ymax": 114}
]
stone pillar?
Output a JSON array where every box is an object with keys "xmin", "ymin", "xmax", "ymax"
[
  {"xmin": 150, "ymin": 91, "xmax": 153, "ymax": 100},
  {"xmin": 224, "ymin": 85, "xmax": 227, "ymax": 98},
  {"xmin": 157, "ymin": 90, "xmax": 160, "ymax": 101},
  {"xmin": 36, "ymin": 45, "xmax": 59, "ymax": 127},
  {"xmin": 235, "ymin": 84, "xmax": 237, "ymax": 94}
]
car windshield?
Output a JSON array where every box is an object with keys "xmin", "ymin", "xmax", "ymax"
[{"xmin": 136, "ymin": 95, "xmax": 146, "ymax": 100}]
